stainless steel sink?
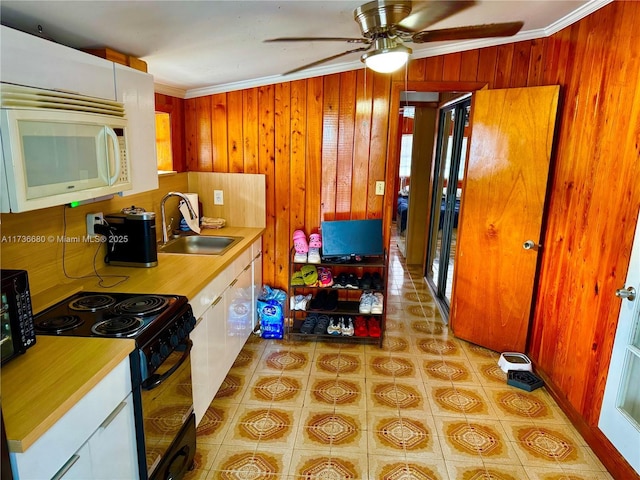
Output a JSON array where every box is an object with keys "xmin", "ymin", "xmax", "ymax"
[{"xmin": 158, "ymin": 235, "xmax": 242, "ymax": 255}]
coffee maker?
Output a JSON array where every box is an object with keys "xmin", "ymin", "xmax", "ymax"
[{"xmin": 100, "ymin": 208, "xmax": 158, "ymax": 267}]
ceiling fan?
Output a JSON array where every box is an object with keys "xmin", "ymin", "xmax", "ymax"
[{"xmin": 265, "ymin": 0, "xmax": 523, "ymax": 74}]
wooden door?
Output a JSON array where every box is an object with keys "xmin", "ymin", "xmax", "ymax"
[{"xmin": 450, "ymin": 86, "xmax": 559, "ymax": 353}]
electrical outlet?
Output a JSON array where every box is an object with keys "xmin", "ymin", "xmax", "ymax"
[
  {"xmin": 86, "ymin": 212, "xmax": 104, "ymax": 236},
  {"xmin": 214, "ymin": 190, "xmax": 224, "ymax": 205},
  {"xmin": 375, "ymin": 181, "xmax": 385, "ymax": 196}
]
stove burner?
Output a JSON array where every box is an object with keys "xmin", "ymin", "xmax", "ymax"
[
  {"xmin": 91, "ymin": 316, "xmax": 144, "ymax": 337},
  {"xmin": 69, "ymin": 294, "xmax": 116, "ymax": 312},
  {"xmin": 35, "ymin": 315, "xmax": 83, "ymax": 333},
  {"xmin": 113, "ymin": 295, "xmax": 169, "ymax": 316}
]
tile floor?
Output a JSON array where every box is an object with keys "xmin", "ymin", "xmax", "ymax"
[{"xmin": 184, "ymin": 241, "xmax": 613, "ymax": 480}]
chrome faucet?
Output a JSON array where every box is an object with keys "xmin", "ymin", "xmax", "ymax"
[{"xmin": 160, "ymin": 192, "xmax": 197, "ymax": 244}]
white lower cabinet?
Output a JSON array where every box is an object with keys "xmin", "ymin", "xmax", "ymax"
[
  {"xmin": 53, "ymin": 441, "xmax": 92, "ymax": 479},
  {"xmin": 192, "ymin": 294, "xmax": 227, "ymax": 424},
  {"xmin": 191, "ymin": 237, "xmax": 263, "ymax": 425},
  {"xmin": 10, "ymin": 357, "xmax": 138, "ymax": 480},
  {"xmin": 53, "ymin": 393, "xmax": 138, "ymax": 479}
]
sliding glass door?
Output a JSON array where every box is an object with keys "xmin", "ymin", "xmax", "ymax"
[{"xmin": 425, "ymin": 97, "xmax": 471, "ymax": 318}]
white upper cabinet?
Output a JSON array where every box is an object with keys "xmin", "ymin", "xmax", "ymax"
[
  {"xmin": 115, "ymin": 64, "xmax": 159, "ymax": 196},
  {"xmin": 0, "ymin": 26, "xmax": 115, "ymax": 100},
  {"xmin": 0, "ymin": 25, "xmax": 159, "ymax": 206}
]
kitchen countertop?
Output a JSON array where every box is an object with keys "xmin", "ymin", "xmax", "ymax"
[
  {"xmin": 31, "ymin": 226, "xmax": 265, "ymax": 314},
  {"xmin": 1, "ymin": 336, "xmax": 135, "ymax": 453},
  {"xmin": 2, "ymin": 226, "xmax": 264, "ymax": 454}
]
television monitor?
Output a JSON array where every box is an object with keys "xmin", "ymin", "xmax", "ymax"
[{"xmin": 320, "ymin": 219, "xmax": 383, "ymax": 258}]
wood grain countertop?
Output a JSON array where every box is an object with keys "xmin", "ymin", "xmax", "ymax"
[
  {"xmin": 2, "ymin": 226, "xmax": 264, "ymax": 453},
  {"xmin": 31, "ymin": 227, "xmax": 265, "ymax": 313},
  {"xmin": 1, "ymin": 336, "xmax": 135, "ymax": 453}
]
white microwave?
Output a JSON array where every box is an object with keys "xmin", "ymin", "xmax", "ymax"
[{"xmin": 0, "ymin": 83, "xmax": 131, "ymax": 213}]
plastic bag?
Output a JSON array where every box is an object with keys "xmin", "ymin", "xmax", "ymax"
[{"xmin": 257, "ymin": 285, "xmax": 286, "ymax": 339}]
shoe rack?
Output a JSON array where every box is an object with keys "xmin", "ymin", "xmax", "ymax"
[{"xmin": 287, "ymin": 248, "xmax": 388, "ymax": 347}]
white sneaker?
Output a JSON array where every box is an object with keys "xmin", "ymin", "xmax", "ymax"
[
  {"xmin": 300, "ymin": 293, "xmax": 312, "ymax": 310},
  {"xmin": 342, "ymin": 317, "xmax": 354, "ymax": 336},
  {"xmin": 294, "ymin": 251, "xmax": 307, "ymax": 263},
  {"xmin": 327, "ymin": 317, "xmax": 341, "ymax": 335},
  {"xmin": 371, "ymin": 292, "xmax": 384, "ymax": 314},
  {"xmin": 290, "ymin": 294, "xmax": 312, "ymax": 311},
  {"xmin": 359, "ymin": 292, "xmax": 373, "ymax": 314},
  {"xmin": 308, "ymin": 248, "xmax": 321, "ymax": 263}
]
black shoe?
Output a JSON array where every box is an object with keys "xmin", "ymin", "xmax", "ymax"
[
  {"xmin": 325, "ymin": 290, "xmax": 339, "ymax": 310},
  {"xmin": 309, "ymin": 290, "xmax": 328, "ymax": 310},
  {"xmin": 314, "ymin": 314, "xmax": 331, "ymax": 334},
  {"xmin": 346, "ymin": 273, "xmax": 359, "ymax": 289},
  {"xmin": 299, "ymin": 314, "xmax": 318, "ymax": 334},
  {"xmin": 359, "ymin": 272, "xmax": 372, "ymax": 289},
  {"xmin": 333, "ymin": 273, "xmax": 348, "ymax": 288},
  {"xmin": 372, "ymin": 272, "xmax": 384, "ymax": 290}
]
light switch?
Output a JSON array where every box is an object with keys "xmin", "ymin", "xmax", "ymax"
[
  {"xmin": 214, "ymin": 190, "xmax": 224, "ymax": 205},
  {"xmin": 375, "ymin": 181, "xmax": 385, "ymax": 196}
]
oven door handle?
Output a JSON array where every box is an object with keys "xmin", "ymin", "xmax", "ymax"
[{"xmin": 142, "ymin": 339, "xmax": 192, "ymax": 391}]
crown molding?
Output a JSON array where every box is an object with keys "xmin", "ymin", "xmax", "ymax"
[
  {"xmin": 544, "ymin": 0, "xmax": 613, "ymax": 36},
  {"xmin": 182, "ymin": 0, "xmax": 612, "ymax": 99},
  {"xmin": 154, "ymin": 83, "xmax": 187, "ymax": 99}
]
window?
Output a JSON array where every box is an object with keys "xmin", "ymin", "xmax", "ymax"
[{"xmin": 155, "ymin": 112, "xmax": 174, "ymax": 173}]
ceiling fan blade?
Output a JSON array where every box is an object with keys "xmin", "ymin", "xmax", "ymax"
[
  {"xmin": 282, "ymin": 46, "xmax": 371, "ymax": 75},
  {"xmin": 397, "ymin": 1, "xmax": 476, "ymax": 32},
  {"xmin": 412, "ymin": 21, "xmax": 524, "ymax": 43},
  {"xmin": 265, "ymin": 37, "xmax": 368, "ymax": 44}
]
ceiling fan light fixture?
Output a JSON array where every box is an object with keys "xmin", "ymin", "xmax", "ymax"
[{"xmin": 361, "ymin": 37, "xmax": 411, "ymax": 73}]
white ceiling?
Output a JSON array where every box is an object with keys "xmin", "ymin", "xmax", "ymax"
[{"xmin": 0, "ymin": 0, "xmax": 610, "ymax": 98}]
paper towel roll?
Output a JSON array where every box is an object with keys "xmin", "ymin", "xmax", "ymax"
[{"xmin": 179, "ymin": 193, "xmax": 200, "ymax": 233}]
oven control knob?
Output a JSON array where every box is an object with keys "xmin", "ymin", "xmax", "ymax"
[
  {"xmin": 151, "ymin": 352, "xmax": 162, "ymax": 368},
  {"xmin": 160, "ymin": 342, "xmax": 170, "ymax": 357},
  {"xmin": 170, "ymin": 333, "xmax": 179, "ymax": 347}
]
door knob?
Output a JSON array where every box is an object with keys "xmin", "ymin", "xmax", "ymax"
[
  {"xmin": 615, "ymin": 286, "xmax": 636, "ymax": 301},
  {"xmin": 523, "ymin": 240, "xmax": 540, "ymax": 251}
]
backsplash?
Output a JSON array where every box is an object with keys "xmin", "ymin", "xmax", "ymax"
[
  {"xmin": 0, "ymin": 172, "xmax": 265, "ymax": 297},
  {"xmin": 0, "ymin": 173, "xmax": 188, "ymax": 296}
]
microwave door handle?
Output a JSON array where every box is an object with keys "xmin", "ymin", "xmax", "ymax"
[{"xmin": 104, "ymin": 126, "xmax": 121, "ymax": 185}]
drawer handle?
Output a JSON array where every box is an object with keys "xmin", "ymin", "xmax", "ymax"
[
  {"xmin": 229, "ymin": 278, "xmax": 238, "ymax": 287},
  {"xmin": 51, "ymin": 454, "xmax": 80, "ymax": 479},
  {"xmin": 99, "ymin": 401, "xmax": 127, "ymax": 430},
  {"xmin": 211, "ymin": 296, "xmax": 223, "ymax": 307}
]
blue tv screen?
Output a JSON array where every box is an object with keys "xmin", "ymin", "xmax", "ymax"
[{"xmin": 320, "ymin": 219, "xmax": 383, "ymax": 257}]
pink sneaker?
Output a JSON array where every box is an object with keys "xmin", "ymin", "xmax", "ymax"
[
  {"xmin": 317, "ymin": 267, "xmax": 334, "ymax": 287},
  {"xmin": 293, "ymin": 229, "xmax": 308, "ymax": 253},
  {"xmin": 309, "ymin": 233, "xmax": 322, "ymax": 248}
]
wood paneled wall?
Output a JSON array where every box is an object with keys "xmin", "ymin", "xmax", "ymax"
[
  {"xmin": 185, "ymin": 71, "xmax": 392, "ymax": 288},
  {"xmin": 182, "ymin": 3, "xmax": 640, "ymax": 477}
]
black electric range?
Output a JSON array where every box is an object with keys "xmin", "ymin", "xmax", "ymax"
[
  {"xmin": 33, "ymin": 291, "xmax": 197, "ymax": 480},
  {"xmin": 33, "ymin": 291, "xmax": 196, "ymax": 376}
]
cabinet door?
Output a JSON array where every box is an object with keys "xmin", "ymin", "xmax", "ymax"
[
  {"xmin": 114, "ymin": 64, "xmax": 159, "ymax": 196},
  {"xmin": 88, "ymin": 393, "xmax": 139, "ymax": 479},
  {"xmin": 0, "ymin": 26, "xmax": 116, "ymax": 100},
  {"xmin": 207, "ymin": 294, "xmax": 230, "ymax": 399},
  {"xmin": 191, "ymin": 315, "xmax": 210, "ymax": 425},
  {"xmin": 52, "ymin": 442, "xmax": 92, "ymax": 479},
  {"xmin": 252, "ymin": 250, "xmax": 263, "ymax": 330},
  {"xmin": 227, "ymin": 264, "xmax": 253, "ymax": 356}
]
